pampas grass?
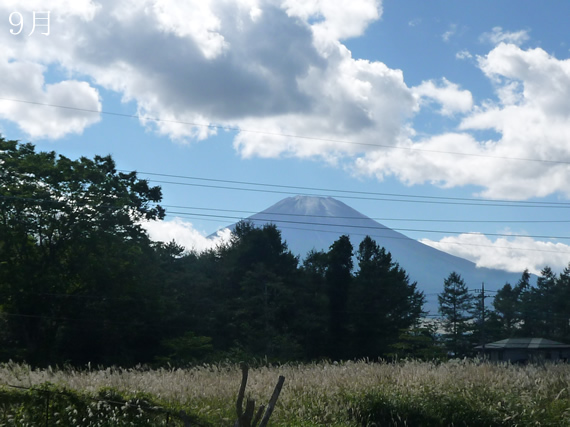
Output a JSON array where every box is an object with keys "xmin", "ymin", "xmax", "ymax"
[{"xmin": 1, "ymin": 360, "xmax": 570, "ymax": 425}]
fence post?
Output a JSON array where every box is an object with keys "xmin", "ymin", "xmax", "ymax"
[
  {"xmin": 234, "ymin": 363, "xmax": 249, "ymax": 427},
  {"xmin": 234, "ymin": 365, "xmax": 285, "ymax": 427},
  {"xmin": 258, "ymin": 375, "xmax": 285, "ymax": 427}
]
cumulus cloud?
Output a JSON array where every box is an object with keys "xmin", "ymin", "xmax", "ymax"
[
  {"xmin": 143, "ymin": 217, "xmax": 232, "ymax": 252},
  {"xmin": 0, "ymin": 1, "xmax": 102, "ymax": 138},
  {"xmin": 480, "ymin": 26, "xmax": 529, "ymax": 46},
  {"xmin": 421, "ymin": 233, "xmax": 570, "ymax": 275},
  {"xmin": 0, "ymin": 0, "xmax": 412, "ymax": 161},
  {"xmin": 460, "ymin": 43, "xmax": 570, "ymax": 197},
  {"xmin": 413, "ymin": 78, "xmax": 473, "ymax": 116},
  {"xmin": 0, "ymin": 60, "xmax": 101, "ymax": 139},
  {"xmin": 0, "ymin": 0, "xmax": 418, "ymax": 162},
  {"xmin": 2, "ymin": 0, "xmax": 100, "ymax": 21},
  {"xmin": 355, "ymin": 42, "xmax": 570, "ymax": 200},
  {"xmin": 233, "ymin": 48, "xmax": 416, "ymax": 160},
  {"xmin": 3, "ymin": 2, "xmax": 570, "ymax": 202},
  {"xmin": 151, "ymin": 0, "xmax": 228, "ymax": 59},
  {"xmin": 0, "ymin": 0, "xmax": 320, "ymax": 141},
  {"xmin": 282, "ymin": 0, "xmax": 381, "ymax": 41}
]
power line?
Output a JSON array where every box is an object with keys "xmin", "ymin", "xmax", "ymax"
[
  {"xmin": 2, "ymin": 96, "xmax": 570, "ymax": 166},
  {"xmin": 3, "ymin": 193, "xmax": 570, "ymax": 253},
  {"xmin": 162, "ymin": 204, "xmax": 570, "ymax": 224},
  {"xmin": 131, "ymin": 171, "xmax": 570, "ymax": 207},
  {"xmin": 3, "ymin": 193, "xmax": 569, "ymax": 223},
  {"xmin": 3, "ymin": 192, "xmax": 570, "ymax": 241},
  {"xmin": 167, "ymin": 212, "xmax": 570, "ymax": 255},
  {"xmin": 165, "ymin": 210, "xmax": 570, "ymax": 241},
  {"xmin": 148, "ymin": 179, "xmax": 570, "ymax": 209}
]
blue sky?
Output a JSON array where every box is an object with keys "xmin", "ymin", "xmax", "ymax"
[{"xmin": 2, "ymin": 0, "xmax": 570, "ymax": 274}]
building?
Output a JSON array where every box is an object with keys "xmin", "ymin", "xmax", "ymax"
[{"xmin": 475, "ymin": 338, "xmax": 570, "ymax": 363}]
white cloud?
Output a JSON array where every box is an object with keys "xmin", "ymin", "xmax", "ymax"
[
  {"xmin": 282, "ymin": 0, "xmax": 381, "ymax": 41},
  {"xmin": 355, "ymin": 42, "xmax": 570, "ymax": 200},
  {"xmin": 442, "ymin": 24, "xmax": 457, "ymax": 42},
  {"xmin": 408, "ymin": 18, "xmax": 421, "ymax": 27},
  {"xmin": 477, "ymin": 43, "xmax": 570, "ymax": 115},
  {"xmin": 413, "ymin": 78, "xmax": 473, "ymax": 116},
  {"xmin": 3, "ymin": 1, "xmax": 570, "ymax": 202},
  {"xmin": 2, "ymin": 0, "xmax": 100, "ymax": 20},
  {"xmin": 0, "ymin": 1, "xmax": 102, "ymax": 138},
  {"xmin": 354, "ymin": 132, "xmax": 489, "ymax": 187},
  {"xmin": 233, "ymin": 45, "xmax": 416, "ymax": 160},
  {"xmin": 0, "ymin": 0, "xmax": 405, "ymax": 159},
  {"xmin": 0, "ymin": 59, "xmax": 101, "ymax": 139},
  {"xmin": 421, "ymin": 233, "xmax": 570, "ymax": 275},
  {"xmin": 152, "ymin": 0, "xmax": 228, "ymax": 59},
  {"xmin": 456, "ymin": 50, "xmax": 472, "ymax": 60},
  {"xmin": 480, "ymin": 26, "xmax": 529, "ymax": 46},
  {"xmin": 143, "ymin": 217, "xmax": 232, "ymax": 252},
  {"xmin": 0, "ymin": 0, "xmax": 414, "ymax": 163}
]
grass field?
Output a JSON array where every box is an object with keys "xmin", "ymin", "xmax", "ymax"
[{"xmin": 1, "ymin": 359, "xmax": 570, "ymax": 426}]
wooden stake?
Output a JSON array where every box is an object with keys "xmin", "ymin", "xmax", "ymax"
[{"xmin": 258, "ymin": 375, "xmax": 285, "ymax": 427}]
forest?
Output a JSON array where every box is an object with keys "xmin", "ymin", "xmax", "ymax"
[{"xmin": 1, "ymin": 136, "xmax": 570, "ymax": 367}]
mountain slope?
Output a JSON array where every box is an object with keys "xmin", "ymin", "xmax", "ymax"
[{"xmin": 218, "ymin": 195, "xmax": 528, "ymax": 312}]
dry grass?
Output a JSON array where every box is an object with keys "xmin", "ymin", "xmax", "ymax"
[{"xmin": 1, "ymin": 360, "xmax": 570, "ymax": 425}]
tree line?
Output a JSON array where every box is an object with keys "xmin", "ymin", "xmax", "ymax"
[
  {"xmin": 437, "ymin": 267, "xmax": 570, "ymax": 357},
  {"xmin": 2, "ymin": 137, "xmax": 568, "ymax": 366},
  {"xmin": 0, "ymin": 137, "xmax": 426, "ymax": 366}
]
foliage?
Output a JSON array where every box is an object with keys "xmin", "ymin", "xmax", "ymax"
[
  {"xmin": 388, "ymin": 326, "xmax": 446, "ymax": 361},
  {"xmin": 157, "ymin": 332, "xmax": 214, "ymax": 365},
  {"xmin": 325, "ymin": 235, "xmax": 353, "ymax": 360},
  {"xmin": 0, "ymin": 136, "xmax": 166, "ymax": 366},
  {"xmin": 438, "ymin": 272, "xmax": 475, "ymax": 357},
  {"xmin": 349, "ymin": 236, "xmax": 425, "ymax": 359},
  {"xmin": 0, "ymin": 383, "xmax": 204, "ymax": 426},
  {"xmin": 491, "ymin": 267, "xmax": 570, "ymax": 343},
  {"xmin": 0, "ymin": 136, "xmax": 427, "ymax": 365},
  {"xmin": 493, "ymin": 282, "xmax": 522, "ymax": 337}
]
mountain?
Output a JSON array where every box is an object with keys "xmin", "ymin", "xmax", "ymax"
[{"xmin": 217, "ymin": 195, "xmax": 529, "ymax": 312}]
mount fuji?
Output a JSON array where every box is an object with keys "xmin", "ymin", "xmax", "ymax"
[{"xmin": 216, "ymin": 195, "xmax": 528, "ymax": 312}]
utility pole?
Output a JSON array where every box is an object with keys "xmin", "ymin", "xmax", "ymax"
[
  {"xmin": 472, "ymin": 283, "xmax": 486, "ymax": 357},
  {"xmin": 481, "ymin": 282, "xmax": 485, "ymax": 353}
]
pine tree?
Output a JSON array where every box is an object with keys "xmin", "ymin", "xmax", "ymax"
[
  {"xmin": 554, "ymin": 265, "xmax": 570, "ymax": 341},
  {"xmin": 493, "ymin": 283, "xmax": 521, "ymax": 337},
  {"xmin": 349, "ymin": 236, "xmax": 425, "ymax": 359},
  {"xmin": 438, "ymin": 272, "xmax": 475, "ymax": 357},
  {"xmin": 325, "ymin": 235, "xmax": 353, "ymax": 360}
]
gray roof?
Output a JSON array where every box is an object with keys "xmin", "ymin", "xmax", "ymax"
[{"xmin": 475, "ymin": 338, "xmax": 570, "ymax": 350}]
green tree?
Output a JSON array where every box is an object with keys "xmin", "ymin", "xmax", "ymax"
[
  {"xmin": 553, "ymin": 265, "xmax": 570, "ymax": 341},
  {"xmin": 517, "ymin": 266, "xmax": 570, "ymax": 340},
  {"xmin": 470, "ymin": 284, "xmax": 503, "ymax": 346},
  {"xmin": 534, "ymin": 267, "xmax": 558, "ymax": 338},
  {"xmin": 298, "ymin": 250, "xmax": 329, "ymax": 359},
  {"xmin": 213, "ymin": 222, "xmax": 301, "ymax": 359},
  {"xmin": 349, "ymin": 236, "xmax": 425, "ymax": 359},
  {"xmin": 438, "ymin": 272, "xmax": 475, "ymax": 357},
  {"xmin": 513, "ymin": 270, "xmax": 534, "ymax": 337},
  {"xmin": 493, "ymin": 283, "xmax": 520, "ymax": 336},
  {"xmin": 0, "ymin": 137, "xmax": 165, "ymax": 365},
  {"xmin": 325, "ymin": 235, "xmax": 353, "ymax": 360}
]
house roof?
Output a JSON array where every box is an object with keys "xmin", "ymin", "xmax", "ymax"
[{"xmin": 475, "ymin": 338, "xmax": 570, "ymax": 350}]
